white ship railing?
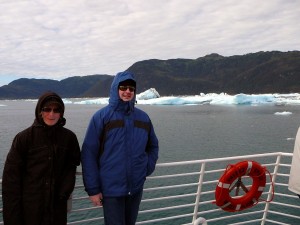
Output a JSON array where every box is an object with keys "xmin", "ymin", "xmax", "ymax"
[{"xmin": 1, "ymin": 152, "xmax": 299, "ymax": 225}]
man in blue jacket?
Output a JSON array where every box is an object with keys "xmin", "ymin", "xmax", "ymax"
[{"xmin": 81, "ymin": 71, "xmax": 159, "ymax": 225}]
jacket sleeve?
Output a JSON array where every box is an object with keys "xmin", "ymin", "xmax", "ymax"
[
  {"xmin": 146, "ymin": 121, "xmax": 159, "ymax": 176},
  {"xmin": 81, "ymin": 112, "xmax": 104, "ymax": 196},
  {"xmin": 2, "ymin": 133, "xmax": 27, "ymax": 225},
  {"xmin": 288, "ymin": 127, "xmax": 300, "ymax": 195},
  {"xmin": 58, "ymin": 132, "xmax": 81, "ymax": 200}
]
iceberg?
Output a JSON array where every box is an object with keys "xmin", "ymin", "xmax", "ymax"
[
  {"xmin": 72, "ymin": 88, "xmax": 300, "ymax": 106},
  {"xmin": 136, "ymin": 88, "xmax": 160, "ymax": 100}
]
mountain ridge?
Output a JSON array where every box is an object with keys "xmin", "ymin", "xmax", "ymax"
[{"xmin": 1, "ymin": 51, "xmax": 299, "ymax": 99}]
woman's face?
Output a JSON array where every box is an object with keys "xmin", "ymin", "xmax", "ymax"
[{"xmin": 41, "ymin": 103, "xmax": 61, "ymax": 126}]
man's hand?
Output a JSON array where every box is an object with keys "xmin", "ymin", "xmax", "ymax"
[{"xmin": 89, "ymin": 193, "xmax": 103, "ymax": 206}]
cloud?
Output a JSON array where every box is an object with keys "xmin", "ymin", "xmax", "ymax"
[{"xmin": 0, "ymin": 0, "xmax": 299, "ymax": 86}]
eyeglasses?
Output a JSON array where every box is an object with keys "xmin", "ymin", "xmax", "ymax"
[
  {"xmin": 42, "ymin": 107, "xmax": 61, "ymax": 113},
  {"xmin": 119, "ymin": 86, "xmax": 135, "ymax": 92}
]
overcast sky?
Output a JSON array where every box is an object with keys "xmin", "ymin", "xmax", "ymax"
[{"xmin": 0, "ymin": 0, "xmax": 299, "ymax": 86}]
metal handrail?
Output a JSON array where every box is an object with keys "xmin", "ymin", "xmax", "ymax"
[{"xmin": 1, "ymin": 152, "xmax": 299, "ymax": 225}]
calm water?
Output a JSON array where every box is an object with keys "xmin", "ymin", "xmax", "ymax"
[{"xmin": 1, "ymin": 100, "xmax": 300, "ymax": 174}]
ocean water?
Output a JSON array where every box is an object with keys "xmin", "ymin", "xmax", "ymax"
[
  {"xmin": 1, "ymin": 100, "xmax": 300, "ymax": 224},
  {"xmin": 1, "ymin": 100, "xmax": 300, "ymax": 173}
]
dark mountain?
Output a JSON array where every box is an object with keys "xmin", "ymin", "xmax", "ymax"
[
  {"xmin": 127, "ymin": 51, "xmax": 300, "ymax": 95},
  {"xmin": 0, "ymin": 75, "xmax": 113, "ymax": 99},
  {"xmin": 0, "ymin": 51, "xmax": 299, "ymax": 99},
  {"xmin": 58, "ymin": 75, "xmax": 113, "ymax": 97}
]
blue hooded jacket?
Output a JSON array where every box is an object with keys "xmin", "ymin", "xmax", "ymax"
[{"xmin": 81, "ymin": 71, "xmax": 159, "ymax": 197}]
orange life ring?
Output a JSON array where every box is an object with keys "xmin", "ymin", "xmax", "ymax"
[{"xmin": 215, "ymin": 160, "xmax": 266, "ymax": 212}]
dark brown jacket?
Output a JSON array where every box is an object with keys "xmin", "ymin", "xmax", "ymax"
[{"xmin": 2, "ymin": 92, "xmax": 81, "ymax": 225}]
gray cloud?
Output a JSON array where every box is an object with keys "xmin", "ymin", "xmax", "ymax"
[{"xmin": 0, "ymin": 0, "xmax": 299, "ymax": 86}]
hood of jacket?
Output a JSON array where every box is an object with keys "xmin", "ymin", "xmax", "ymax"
[
  {"xmin": 108, "ymin": 71, "xmax": 136, "ymax": 112},
  {"xmin": 34, "ymin": 91, "xmax": 66, "ymax": 127}
]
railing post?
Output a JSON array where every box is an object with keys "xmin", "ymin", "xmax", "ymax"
[
  {"xmin": 193, "ymin": 217, "xmax": 208, "ymax": 225},
  {"xmin": 192, "ymin": 162, "xmax": 206, "ymax": 223},
  {"xmin": 260, "ymin": 153, "xmax": 282, "ymax": 225}
]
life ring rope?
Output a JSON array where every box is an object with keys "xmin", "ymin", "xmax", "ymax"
[{"xmin": 214, "ymin": 160, "xmax": 274, "ymax": 212}]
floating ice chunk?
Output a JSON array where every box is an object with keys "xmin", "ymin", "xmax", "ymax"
[
  {"xmin": 274, "ymin": 111, "xmax": 292, "ymax": 115},
  {"xmin": 137, "ymin": 88, "xmax": 160, "ymax": 100},
  {"xmin": 286, "ymin": 138, "xmax": 295, "ymax": 141}
]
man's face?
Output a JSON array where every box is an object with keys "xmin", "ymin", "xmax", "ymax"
[{"xmin": 118, "ymin": 85, "xmax": 135, "ymax": 102}]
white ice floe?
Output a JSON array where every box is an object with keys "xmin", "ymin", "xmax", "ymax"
[
  {"xmin": 274, "ymin": 111, "xmax": 293, "ymax": 116},
  {"xmin": 73, "ymin": 89, "xmax": 300, "ymax": 106}
]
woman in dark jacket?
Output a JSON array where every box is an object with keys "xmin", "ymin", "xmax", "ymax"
[{"xmin": 2, "ymin": 91, "xmax": 81, "ymax": 225}]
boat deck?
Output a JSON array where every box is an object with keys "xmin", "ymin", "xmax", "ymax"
[{"xmin": 1, "ymin": 152, "xmax": 300, "ymax": 224}]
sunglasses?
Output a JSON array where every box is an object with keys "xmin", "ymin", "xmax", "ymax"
[
  {"xmin": 42, "ymin": 107, "xmax": 61, "ymax": 113},
  {"xmin": 119, "ymin": 85, "xmax": 135, "ymax": 92}
]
